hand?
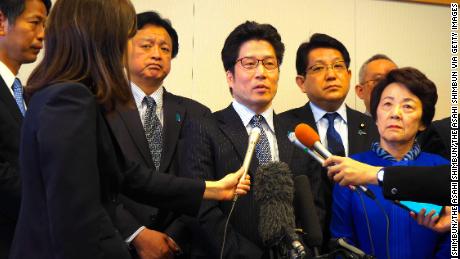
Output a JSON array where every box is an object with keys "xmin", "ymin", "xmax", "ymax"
[
  {"xmin": 323, "ymin": 156, "xmax": 381, "ymax": 186},
  {"xmin": 132, "ymin": 228, "xmax": 181, "ymax": 259},
  {"xmin": 410, "ymin": 206, "xmax": 451, "ymax": 233},
  {"xmin": 203, "ymin": 167, "xmax": 251, "ymax": 200}
]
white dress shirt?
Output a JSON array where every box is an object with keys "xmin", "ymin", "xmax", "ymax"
[
  {"xmin": 232, "ymin": 100, "xmax": 279, "ymax": 161},
  {"xmin": 309, "ymin": 102, "xmax": 349, "ymax": 156},
  {"xmin": 131, "ymin": 83, "xmax": 164, "ymax": 126}
]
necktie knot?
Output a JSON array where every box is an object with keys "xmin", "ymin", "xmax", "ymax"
[
  {"xmin": 250, "ymin": 114, "xmax": 265, "ymax": 128},
  {"xmin": 324, "ymin": 112, "xmax": 339, "ymax": 125},
  {"xmin": 12, "ymin": 78, "xmax": 25, "ymax": 116},
  {"xmin": 143, "ymin": 96, "xmax": 156, "ymax": 110}
]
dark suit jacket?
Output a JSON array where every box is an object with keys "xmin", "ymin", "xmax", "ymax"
[
  {"xmin": 383, "ymin": 165, "xmax": 451, "ymax": 206},
  {"xmin": 279, "ymin": 102, "xmax": 379, "ymax": 248},
  {"xmin": 0, "ymin": 76, "xmax": 22, "ymax": 257},
  {"xmin": 181, "ymin": 105, "xmax": 323, "ymax": 258},
  {"xmin": 9, "ymin": 83, "xmax": 205, "ymax": 259},
  {"xmin": 105, "ymin": 89, "xmax": 211, "ymax": 249},
  {"xmin": 418, "ymin": 117, "xmax": 451, "ymax": 160}
]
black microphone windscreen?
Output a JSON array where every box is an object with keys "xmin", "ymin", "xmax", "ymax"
[
  {"xmin": 294, "ymin": 175, "xmax": 323, "ymax": 247},
  {"xmin": 253, "ymin": 161, "xmax": 296, "ymax": 246}
]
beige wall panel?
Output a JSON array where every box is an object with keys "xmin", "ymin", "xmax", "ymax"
[{"xmin": 17, "ymin": 0, "xmax": 453, "ymax": 120}]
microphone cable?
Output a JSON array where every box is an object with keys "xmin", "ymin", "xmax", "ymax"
[
  {"xmin": 357, "ymin": 189, "xmax": 375, "ymax": 256},
  {"xmin": 220, "ymin": 199, "xmax": 237, "ymax": 259},
  {"xmin": 373, "ymin": 197, "xmax": 391, "ymax": 259}
]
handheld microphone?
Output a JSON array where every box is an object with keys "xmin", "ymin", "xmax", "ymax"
[
  {"xmin": 254, "ymin": 161, "xmax": 307, "ymax": 259},
  {"xmin": 287, "ymin": 132, "xmax": 324, "ymax": 164},
  {"xmin": 240, "ymin": 127, "xmax": 261, "ymax": 182},
  {"xmin": 293, "ymin": 175, "xmax": 323, "ymax": 257},
  {"xmin": 294, "ymin": 123, "xmax": 376, "ymax": 200},
  {"xmin": 233, "ymin": 127, "xmax": 261, "ymax": 202}
]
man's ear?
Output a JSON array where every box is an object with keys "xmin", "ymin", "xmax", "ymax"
[
  {"xmin": 0, "ymin": 11, "xmax": 9, "ymax": 37},
  {"xmin": 226, "ymin": 70, "xmax": 234, "ymax": 86},
  {"xmin": 295, "ymin": 75, "xmax": 307, "ymax": 93},
  {"xmin": 355, "ymin": 84, "xmax": 365, "ymax": 100}
]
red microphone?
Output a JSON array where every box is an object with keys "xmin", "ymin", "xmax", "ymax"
[{"xmin": 294, "ymin": 123, "xmax": 376, "ymax": 200}]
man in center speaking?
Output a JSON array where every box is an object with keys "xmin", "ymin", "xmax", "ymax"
[{"xmin": 180, "ymin": 21, "xmax": 324, "ymax": 258}]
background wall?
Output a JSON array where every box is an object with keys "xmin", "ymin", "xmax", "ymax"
[{"xmin": 18, "ymin": 0, "xmax": 452, "ymax": 119}]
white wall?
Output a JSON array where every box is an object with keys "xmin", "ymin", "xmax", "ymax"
[{"xmin": 18, "ymin": 0, "xmax": 452, "ymax": 119}]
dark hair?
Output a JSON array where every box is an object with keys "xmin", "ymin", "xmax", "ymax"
[
  {"xmin": 137, "ymin": 11, "xmax": 179, "ymax": 58},
  {"xmin": 370, "ymin": 67, "xmax": 438, "ymax": 128},
  {"xmin": 0, "ymin": 0, "xmax": 51, "ymax": 24},
  {"xmin": 358, "ymin": 54, "xmax": 396, "ymax": 83},
  {"xmin": 295, "ymin": 33, "xmax": 350, "ymax": 76},
  {"xmin": 26, "ymin": 0, "xmax": 136, "ymax": 110},
  {"xmin": 221, "ymin": 21, "xmax": 285, "ymax": 73}
]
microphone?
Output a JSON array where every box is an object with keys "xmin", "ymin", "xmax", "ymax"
[
  {"xmin": 293, "ymin": 175, "xmax": 323, "ymax": 257},
  {"xmin": 233, "ymin": 127, "xmax": 261, "ymax": 202},
  {"xmin": 294, "ymin": 123, "xmax": 376, "ymax": 200},
  {"xmin": 329, "ymin": 238, "xmax": 375, "ymax": 259},
  {"xmin": 240, "ymin": 127, "xmax": 261, "ymax": 182},
  {"xmin": 253, "ymin": 161, "xmax": 306, "ymax": 259},
  {"xmin": 288, "ymin": 132, "xmax": 324, "ymax": 164}
]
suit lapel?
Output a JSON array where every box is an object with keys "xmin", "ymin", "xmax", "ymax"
[
  {"xmin": 297, "ymin": 102, "xmax": 319, "ymax": 133},
  {"xmin": 160, "ymin": 91, "xmax": 185, "ymax": 173},
  {"xmin": 346, "ymin": 106, "xmax": 372, "ymax": 154},
  {"xmin": 115, "ymin": 103, "xmax": 153, "ymax": 167},
  {"xmin": 0, "ymin": 77, "xmax": 22, "ymax": 124},
  {"xmin": 274, "ymin": 113, "xmax": 293, "ymax": 164},
  {"xmin": 215, "ymin": 105, "xmax": 249, "ymax": 165}
]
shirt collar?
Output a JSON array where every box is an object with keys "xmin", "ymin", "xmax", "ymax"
[
  {"xmin": 131, "ymin": 82, "xmax": 164, "ymax": 109},
  {"xmin": 309, "ymin": 101, "xmax": 348, "ymax": 123},
  {"xmin": 232, "ymin": 99, "xmax": 275, "ymax": 132},
  {"xmin": 0, "ymin": 60, "xmax": 16, "ymax": 90},
  {"xmin": 371, "ymin": 142, "xmax": 421, "ymax": 162}
]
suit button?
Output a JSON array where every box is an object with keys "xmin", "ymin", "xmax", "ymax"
[{"xmin": 391, "ymin": 188, "xmax": 398, "ymax": 195}]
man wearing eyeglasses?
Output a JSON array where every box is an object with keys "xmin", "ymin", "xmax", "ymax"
[
  {"xmin": 180, "ymin": 21, "xmax": 323, "ymax": 258},
  {"xmin": 280, "ymin": 33, "xmax": 379, "ymax": 248},
  {"xmin": 355, "ymin": 54, "xmax": 397, "ymax": 115}
]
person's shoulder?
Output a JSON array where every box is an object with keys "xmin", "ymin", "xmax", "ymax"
[
  {"xmin": 416, "ymin": 152, "xmax": 449, "ymax": 165},
  {"xmin": 279, "ymin": 105, "xmax": 308, "ymax": 120},
  {"xmin": 165, "ymin": 91, "xmax": 211, "ymax": 114},
  {"xmin": 33, "ymin": 82, "xmax": 92, "ymax": 100}
]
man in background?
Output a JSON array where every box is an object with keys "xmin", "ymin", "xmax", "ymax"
[
  {"xmin": 106, "ymin": 11, "xmax": 211, "ymax": 259},
  {"xmin": 0, "ymin": 0, "xmax": 50, "ymax": 256},
  {"xmin": 355, "ymin": 54, "xmax": 397, "ymax": 115}
]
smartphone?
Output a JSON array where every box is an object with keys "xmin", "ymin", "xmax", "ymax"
[{"xmin": 397, "ymin": 200, "xmax": 443, "ymax": 216}]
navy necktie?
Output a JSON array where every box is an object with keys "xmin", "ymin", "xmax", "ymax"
[
  {"xmin": 250, "ymin": 115, "xmax": 272, "ymax": 165},
  {"xmin": 324, "ymin": 112, "xmax": 345, "ymax": 156},
  {"xmin": 12, "ymin": 78, "xmax": 26, "ymax": 116},
  {"xmin": 143, "ymin": 96, "xmax": 163, "ymax": 170}
]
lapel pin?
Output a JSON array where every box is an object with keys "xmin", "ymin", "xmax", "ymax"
[
  {"xmin": 176, "ymin": 113, "xmax": 181, "ymax": 123},
  {"xmin": 358, "ymin": 122, "xmax": 367, "ymax": 135}
]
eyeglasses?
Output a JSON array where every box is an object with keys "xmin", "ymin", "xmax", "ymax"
[
  {"xmin": 236, "ymin": 57, "xmax": 279, "ymax": 70},
  {"xmin": 306, "ymin": 61, "xmax": 347, "ymax": 75},
  {"xmin": 361, "ymin": 76, "xmax": 384, "ymax": 86}
]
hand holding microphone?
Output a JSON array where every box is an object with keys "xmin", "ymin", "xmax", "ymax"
[{"xmin": 292, "ymin": 123, "xmax": 376, "ymax": 200}]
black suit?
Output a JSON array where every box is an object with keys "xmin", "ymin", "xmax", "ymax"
[
  {"xmin": 383, "ymin": 165, "xmax": 450, "ymax": 205},
  {"xmin": 0, "ymin": 76, "xmax": 22, "ymax": 257},
  {"xmin": 418, "ymin": 117, "xmax": 451, "ymax": 160},
  {"xmin": 106, "ymin": 89, "xmax": 211, "ymax": 250},
  {"xmin": 181, "ymin": 105, "xmax": 323, "ymax": 258},
  {"xmin": 279, "ymin": 102, "xmax": 379, "ymax": 248},
  {"xmin": 10, "ymin": 83, "xmax": 205, "ymax": 259}
]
